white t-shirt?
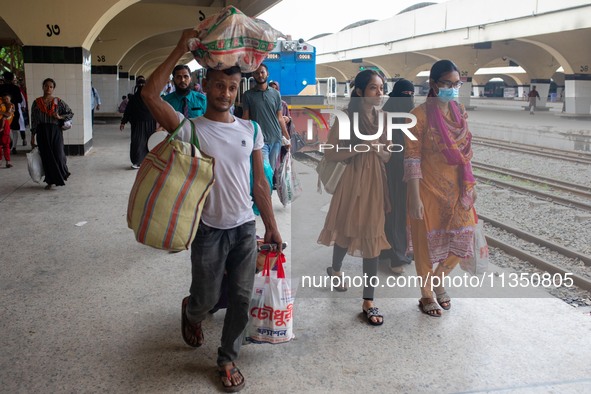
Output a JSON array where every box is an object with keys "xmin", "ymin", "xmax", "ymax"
[{"xmin": 176, "ymin": 113, "xmax": 264, "ymax": 229}]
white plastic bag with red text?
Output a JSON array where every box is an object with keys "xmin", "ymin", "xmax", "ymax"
[{"xmin": 246, "ymin": 252, "xmax": 295, "ymax": 344}]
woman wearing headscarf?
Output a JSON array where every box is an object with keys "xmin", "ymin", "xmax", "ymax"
[
  {"xmin": 318, "ymin": 69, "xmax": 391, "ymax": 326},
  {"xmin": 30, "ymin": 78, "xmax": 74, "ymax": 190},
  {"xmin": 404, "ymin": 60, "xmax": 476, "ymax": 317},
  {"xmin": 381, "ymin": 79, "xmax": 416, "ymax": 274},
  {"xmin": 120, "ymin": 76, "xmax": 156, "ymax": 169}
]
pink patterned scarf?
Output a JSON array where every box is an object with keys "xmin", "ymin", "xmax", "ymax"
[{"xmin": 427, "ymin": 99, "xmax": 475, "ymax": 209}]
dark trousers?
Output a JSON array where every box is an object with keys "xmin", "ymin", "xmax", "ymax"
[{"xmin": 187, "ymin": 221, "xmax": 257, "ymax": 366}]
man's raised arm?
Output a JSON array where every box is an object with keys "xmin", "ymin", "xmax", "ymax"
[{"xmin": 142, "ymin": 29, "xmax": 198, "ymax": 132}]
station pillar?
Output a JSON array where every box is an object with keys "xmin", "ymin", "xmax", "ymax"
[
  {"xmin": 473, "ymin": 84, "xmax": 485, "ymax": 98},
  {"xmin": 564, "ymin": 74, "xmax": 591, "ymax": 115},
  {"xmin": 458, "ymin": 77, "xmax": 474, "ymax": 109},
  {"xmin": 517, "ymin": 85, "xmax": 529, "ymax": 101},
  {"xmin": 91, "ymin": 65, "xmax": 119, "ymax": 116},
  {"xmin": 529, "ymin": 79, "xmax": 551, "ymax": 109},
  {"xmin": 118, "ymin": 71, "xmax": 132, "ymax": 99}
]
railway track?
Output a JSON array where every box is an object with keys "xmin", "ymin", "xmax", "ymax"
[
  {"xmin": 472, "ymin": 161, "xmax": 591, "ymax": 198},
  {"xmin": 294, "ymin": 150, "xmax": 591, "ymax": 292},
  {"xmin": 479, "ymin": 213, "xmax": 591, "ymax": 292},
  {"xmin": 298, "ymin": 151, "xmax": 591, "ymax": 211},
  {"xmin": 473, "ymin": 137, "xmax": 591, "ymax": 165},
  {"xmin": 474, "ymin": 173, "xmax": 591, "ymax": 212}
]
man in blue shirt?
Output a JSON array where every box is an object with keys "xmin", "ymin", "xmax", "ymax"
[{"xmin": 163, "ymin": 65, "xmax": 206, "ymax": 117}]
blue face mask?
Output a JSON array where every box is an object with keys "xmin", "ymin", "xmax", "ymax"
[{"xmin": 437, "ymin": 87, "xmax": 459, "ymax": 102}]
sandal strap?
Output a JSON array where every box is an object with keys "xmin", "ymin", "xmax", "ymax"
[
  {"xmin": 436, "ymin": 292, "xmax": 450, "ymax": 303},
  {"xmin": 420, "ymin": 300, "xmax": 440, "ymax": 312},
  {"xmin": 219, "ymin": 366, "xmax": 239, "ymax": 379},
  {"xmin": 365, "ymin": 307, "xmax": 382, "ymax": 318}
]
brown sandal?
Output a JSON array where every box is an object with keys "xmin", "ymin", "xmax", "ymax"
[{"xmin": 181, "ymin": 296, "xmax": 204, "ymax": 347}]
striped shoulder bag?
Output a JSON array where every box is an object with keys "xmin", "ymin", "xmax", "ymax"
[{"xmin": 127, "ymin": 118, "xmax": 215, "ymax": 251}]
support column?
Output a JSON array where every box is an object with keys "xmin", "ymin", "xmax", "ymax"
[
  {"xmin": 564, "ymin": 74, "xmax": 591, "ymax": 115},
  {"xmin": 517, "ymin": 85, "xmax": 529, "ymax": 101},
  {"xmin": 23, "ymin": 46, "xmax": 93, "ymax": 155},
  {"xmin": 556, "ymin": 86, "xmax": 564, "ymax": 102},
  {"xmin": 118, "ymin": 71, "xmax": 131, "ymax": 99},
  {"xmin": 458, "ymin": 77, "xmax": 474, "ymax": 109},
  {"xmin": 529, "ymin": 79, "xmax": 551, "ymax": 110},
  {"xmin": 472, "ymin": 85, "xmax": 485, "ymax": 97},
  {"xmin": 92, "ymin": 65, "xmax": 118, "ymax": 115}
]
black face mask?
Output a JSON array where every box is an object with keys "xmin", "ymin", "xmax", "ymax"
[{"xmin": 382, "ymin": 96, "xmax": 414, "ymax": 113}]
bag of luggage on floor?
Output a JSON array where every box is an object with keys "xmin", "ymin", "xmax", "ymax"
[
  {"xmin": 127, "ymin": 119, "xmax": 215, "ymax": 251},
  {"xmin": 246, "ymin": 252, "xmax": 295, "ymax": 344},
  {"xmin": 460, "ymin": 210, "xmax": 489, "ymax": 275},
  {"xmin": 26, "ymin": 147, "xmax": 44, "ymax": 183}
]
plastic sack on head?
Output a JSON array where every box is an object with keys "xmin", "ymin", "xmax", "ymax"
[{"xmin": 188, "ymin": 6, "xmax": 285, "ymax": 72}]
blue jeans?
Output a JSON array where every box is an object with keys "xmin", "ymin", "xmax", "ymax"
[
  {"xmin": 187, "ymin": 221, "xmax": 257, "ymax": 366},
  {"xmin": 262, "ymin": 141, "xmax": 282, "ymax": 171}
]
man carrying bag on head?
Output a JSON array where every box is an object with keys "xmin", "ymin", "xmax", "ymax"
[{"xmin": 141, "ymin": 28, "xmax": 283, "ymax": 393}]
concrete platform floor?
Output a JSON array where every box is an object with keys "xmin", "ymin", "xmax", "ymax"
[{"xmin": 1, "ymin": 122, "xmax": 590, "ymax": 393}]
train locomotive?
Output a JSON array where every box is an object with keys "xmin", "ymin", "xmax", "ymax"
[{"xmin": 263, "ymin": 39, "xmax": 331, "ymax": 152}]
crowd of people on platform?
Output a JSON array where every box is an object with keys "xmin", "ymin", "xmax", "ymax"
[
  {"xmin": 3, "ymin": 25, "xmax": 481, "ymax": 391},
  {"xmin": 136, "ymin": 29, "xmax": 477, "ymax": 391}
]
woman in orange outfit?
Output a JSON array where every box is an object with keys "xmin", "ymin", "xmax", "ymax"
[{"xmin": 404, "ymin": 60, "xmax": 477, "ymax": 317}]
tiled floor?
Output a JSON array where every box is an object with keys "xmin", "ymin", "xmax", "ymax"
[{"xmin": 1, "ymin": 120, "xmax": 590, "ymax": 393}]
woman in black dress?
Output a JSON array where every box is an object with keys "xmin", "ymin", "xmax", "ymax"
[
  {"xmin": 380, "ymin": 79, "xmax": 416, "ymax": 273},
  {"xmin": 120, "ymin": 76, "xmax": 156, "ymax": 169},
  {"xmin": 30, "ymin": 78, "xmax": 73, "ymax": 190}
]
